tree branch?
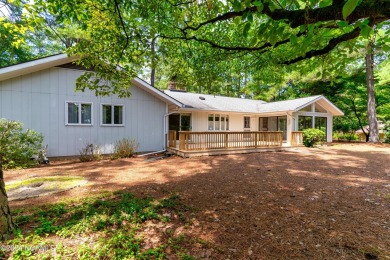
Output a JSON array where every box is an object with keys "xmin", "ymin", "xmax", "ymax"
[
  {"xmin": 160, "ymin": 31, "xmax": 305, "ymax": 52},
  {"xmin": 182, "ymin": 0, "xmax": 390, "ymax": 31},
  {"xmin": 114, "ymin": 0, "xmax": 129, "ymax": 61},
  {"xmin": 282, "ymin": 26, "xmax": 361, "ymax": 65},
  {"xmin": 165, "ymin": 0, "xmax": 196, "ymax": 7}
]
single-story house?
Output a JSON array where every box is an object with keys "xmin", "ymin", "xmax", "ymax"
[
  {"xmin": 356, "ymin": 121, "xmax": 386, "ymax": 142},
  {"xmin": 164, "ymin": 84, "xmax": 343, "ymax": 155},
  {"xmin": 0, "ymin": 54, "xmax": 344, "ymax": 157}
]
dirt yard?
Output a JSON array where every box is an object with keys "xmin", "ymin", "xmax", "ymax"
[{"xmin": 5, "ymin": 143, "xmax": 390, "ymax": 259}]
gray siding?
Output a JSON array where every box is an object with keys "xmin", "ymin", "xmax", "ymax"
[{"xmin": 0, "ymin": 67, "xmax": 166, "ymax": 156}]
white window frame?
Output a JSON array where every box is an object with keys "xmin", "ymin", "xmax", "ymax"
[
  {"xmin": 100, "ymin": 104, "xmax": 125, "ymax": 126},
  {"xmin": 208, "ymin": 114, "xmax": 229, "ymax": 131},
  {"xmin": 65, "ymin": 101, "xmax": 93, "ymax": 126}
]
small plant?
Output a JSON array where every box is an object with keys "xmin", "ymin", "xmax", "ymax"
[
  {"xmin": 79, "ymin": 143, "xmax": 102, "ymax": 162},
  {"xmin": 111, "ymin": 138, "xmax": 138, "ymax": 159},
  {"xmin": 303, "ymin": 128, "xmax": 326, "ymax": 147}
]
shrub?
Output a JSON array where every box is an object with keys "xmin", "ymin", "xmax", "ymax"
[
  {"xmin": 79, "ymin": 143, "xmax": 102, "ymax": 162},
  {"xmin": 303, "ymin": 128, "xmax": 326, "ymax": 147},
  {"xmin": 0, "ymin": 119, "xmax": 43, "ymax": 169},
  {"xmin": 112, "ymin": 138, "xmax": 138, "ymax": 159},
  {"xmin": 384, "ymin": 122, "xmax": 390, "ymax": 144},
  {"xmin": 333, "ymin": 132, "xmax": 359, "ymax": 141}
]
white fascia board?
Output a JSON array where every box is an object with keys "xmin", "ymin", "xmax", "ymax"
[
  {"xmin": 294, "ymin": 95, "xmax": 344, "ymax": 116},
  {"xmin": 178, "ymin": 107, "xmax": 294, "ymax": 116},
  {"xmin": 132, "ymin": 77, "xmax": 183, "ymax": 107},
  {"xmin": 0, "ymin": 54, "xmax": 75, "ymax": 81}
]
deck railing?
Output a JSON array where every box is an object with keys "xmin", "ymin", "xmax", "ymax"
[
  {"xmin": 291, "ymin": 131, "xmax": 303, "ymax": 145},
  {"xmin": 174, "ymin": 131, "xmax": 283, "ymax": 151},
  {"xmin": 168, "ymin": 130, "xmax": 177, "ymax": 148}
]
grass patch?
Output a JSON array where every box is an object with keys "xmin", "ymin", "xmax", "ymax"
[
  {"xmin": 4, "ymin": 192, "xmax": 202, "ymax": 259},
  {"xmin": 6, "ymin": 176, "xmax": 85, "ymax": 191}
]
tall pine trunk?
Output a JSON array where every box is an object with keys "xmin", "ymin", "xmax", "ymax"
[
  {"xmin": 150, "ymin": 37, "xmax": 156, "ymax": 87},
  {"xmin": 365, "ymin": 41, "xmax": 380, "ymax": 143}
]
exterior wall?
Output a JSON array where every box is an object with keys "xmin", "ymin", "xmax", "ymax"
[
  {"xmin": 188, "ymin": 111, "xmax": 250, "ymax": 132},
  {"xmin": 182, "ymin": 111, "xmax": 283, "ymax": 132},
  {"xmin": 0, "ymin": 67, "xmax": 166, "ymax": 156},
  {"xmin": 175, "ymin": 100, "xmax": 337, "ymax": 143}
]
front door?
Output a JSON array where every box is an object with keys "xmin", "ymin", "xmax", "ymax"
[
  {"xmin": 169, "ymin": 113, "xmax": 191, "ymax": 140},
  {"xmin": 180, "ymin": 113, "xmax": 191, "ymax": 131},
  {"xmin": 169, "ymin": 114, "xmax": 180, "ymax": 140},
  {"xmin": 277, "ymin": 117, "xmax": 287, "ymax": 141}
]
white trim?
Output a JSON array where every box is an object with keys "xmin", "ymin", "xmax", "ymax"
[
  {"xmin": 0, "ymin": 54, "xmax": 75, "ymax": 81},
  {"xmin": 295, "ymin": 96, "xmax": 344, "ymax": 116},
  {"xmin": 207, "ymin": 113, "xmax": 230, "ymax": 131},
  {"xmin": 100, "ymin": 103, "xmax": 125, "ymax": 127},
  {"xmin": 65, "ymin": 101, "xmax": 93, "ymax": 126}
]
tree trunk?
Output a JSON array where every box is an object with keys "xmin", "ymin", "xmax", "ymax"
[
  {"xmin": 0, "ymin": 166, "xmax": 13, "ymax": 240},
  {"xmin": 365, "ymin": 41, "xmax": 380, "ymax": 142},
  {"xmin": 150, "ymin": 38, "xmax": 156, "ymax": 87}
]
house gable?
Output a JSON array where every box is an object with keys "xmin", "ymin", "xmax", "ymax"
[
  {"xmin": 0, "ymin": 65, "xmax": 171, "ymax": 156},
  {"xmin": 0, "ymin": 54, "xmax": 182, "ymax": 108}
]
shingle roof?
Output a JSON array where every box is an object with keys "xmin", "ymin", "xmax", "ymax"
[
  {"xmin": 164, "ymin": 90, "xmax": 323, "ymax": 114},
  {"xmin": 164, "ymin": 90, "xmax": 268, "ymax": 113}
]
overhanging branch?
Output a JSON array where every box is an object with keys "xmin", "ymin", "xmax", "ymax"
[{"xmin": 282, "ymin": 27, "xmax": 362, "ymax": 65}]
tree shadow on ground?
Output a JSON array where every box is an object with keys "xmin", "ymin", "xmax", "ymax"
[{"xmin": 6, "ymin": 145, "xmax": 390, "ymax": 259}]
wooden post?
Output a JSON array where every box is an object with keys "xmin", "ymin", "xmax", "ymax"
[
  {"xmin": 225, "ymin": 133, "xmax": 228, "ymax": 149},
  {"xmin": 185, "ymin": 133, "xmax": 189, "ymax": 150},
  {"xmin": 255, "ymin": 132, "xmax": 258, "ymax": 148},
  {"xmin": 179, "ymin": 132, "xmax": 184, "ymax": 150}
]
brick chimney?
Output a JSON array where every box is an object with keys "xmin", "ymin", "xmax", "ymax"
[
  {"xmin": 168, "ymin": 76, "xmax": 186, "ymax": 92},
  {"xmin": 168, "ymin": 80, "xmax": 177, "ymax": 90}
]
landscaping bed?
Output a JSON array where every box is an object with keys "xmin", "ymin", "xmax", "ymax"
[{"xmin": 2, "ymin": 143, "xmax": 390, "ymax": 259}]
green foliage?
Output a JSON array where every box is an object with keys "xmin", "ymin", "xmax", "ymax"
[
  {"xmin": 303, "ymin": 128, "xmax": 326, "ymax": 147},
  {"xmin": 79, "ymin": 143, "xmax": 102, "ymax": 162},
  {"xmin": 384, "ymin": 122, "xmax": 390, "ymax": 143},
  {"xmin": 112, "ymin": 138, "xmax": 139, "ymax": 159},
  {"xmin": 333, "ymin": 132, "xmax": 359, "ymax": 141},
  {"xmin": 6, "ymin": 192, "xmax": 197, "ymax": 259},
  {"xmin": 342, "ymin": 0, "xmax": 361, "ymax": 20},
  {"xmin": 0, "ymin": 119, "xmax": 43, "ymax": 170}
]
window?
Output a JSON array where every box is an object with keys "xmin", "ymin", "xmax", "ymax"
[
  {"xmin": 66, "ymin": 102, "xmax": 92, "ymax": 125},
  {"xmin": 208, "ymin": 114, "xmax": 229, "ymax": 131},
  {"xmin": 244, "ymin": 116, "xmax": 250, "ymax": 129},
  {"xmin": 259, "ymin": 117, "xmax": 268, "ymax": 130},
  {"xmin": 101, "ymin": 104, "xmax": 124, "ymax": 125}
]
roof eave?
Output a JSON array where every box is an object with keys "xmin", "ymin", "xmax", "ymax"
[
  {"xmin": 0, "ymin": 54, "xmax": 76, "ymax": 81},
  {"xmin": 132, "ymin": 78, "xmax": 183, "ymax": 107}
]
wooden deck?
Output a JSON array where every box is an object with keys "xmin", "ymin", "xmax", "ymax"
[{"xmin": 168, "ymin": 131, "xmax": 303, "ymax": 157}]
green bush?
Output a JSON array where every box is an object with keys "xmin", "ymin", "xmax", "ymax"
[
  {"xmin": 384, "ymin": 122, "xmax": 390, "ymax": 144},
  {"xmin": 111, "ymin": 138, "xmax": 139, "ymax": 159},
  {"xmin": 303, "ymin": 128, "xmax": 326, "ymax": 147},
  {"xmin": 333, "ymin": 132, "xmax": 359, "ymax": 141},
  {"xmin": 0, "ymin": 118, "xmax": 43, "ymax": 169},
  {"xmin": 79, "ymin": 143, "xmax": 102, "ymax": 162}
]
